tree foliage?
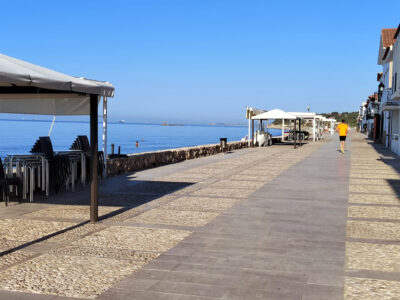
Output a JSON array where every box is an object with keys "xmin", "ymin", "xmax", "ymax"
[
  {"xmin": 271, "ymin": 111, "xmax": 358, "ymax": 127},
  {"xmin": 321, "ymin": 111, "xmax": 358, "ymax": 127}
]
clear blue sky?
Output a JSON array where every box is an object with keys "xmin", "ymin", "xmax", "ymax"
[{"xmin": 1, "ymin": 0, "xmax": 399, "ymax": 124}]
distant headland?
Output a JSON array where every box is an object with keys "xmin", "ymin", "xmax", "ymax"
[{"xmin": 161, "ymin": 121, "xmax": 184, "ymax": 126}]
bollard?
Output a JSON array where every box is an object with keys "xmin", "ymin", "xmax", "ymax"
[
  {"xmin": 220, "ymin": 138, "xmax": 227, "ymax": 153},
  {"xmin": 111, "ymin": 144, "xmax": 115, "ymax": 155}
]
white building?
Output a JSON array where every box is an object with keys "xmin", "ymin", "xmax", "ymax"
[
  {"xmin": 365, "ymin": 94, "xmax": 380, "ymax": 139},
  {"xmin": 358, "ymin": 102, "xmax": 367, "ymax": 132},
  {"xmin": 377, "ymin": 27, "xmax": 398, "ymax": 153},
  {"xmin": 388, "ymin": 25, "xmax": 400, "ymax": 155}
]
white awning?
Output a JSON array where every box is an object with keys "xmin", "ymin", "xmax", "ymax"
[
  {"xmin": 0, "ymin": 93, "xmax": 92, "ymax": 115},
  {"xmin": 0, "ymin": 53, "xmax": 114, "ymax": 115},
  {"xmin": 323, "ymin": 117, "xmax": 336, "ymax": 122},
  {"xmin": 252, "ymin": 109, "xmax": 297, "ymax": 120},
  {"xmin": 288, "ymin": 112, "xmax": 316, "ymax": 119}
]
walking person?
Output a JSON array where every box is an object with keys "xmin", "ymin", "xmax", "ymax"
[{"xmin": 336, "ymin": 119, "xmax": 349, "ymax": 154}]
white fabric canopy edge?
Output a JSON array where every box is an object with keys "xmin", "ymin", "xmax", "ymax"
[
  {"xmin": 0, "ymin": 53, "xmax": 114, "ymax": 97},
  {"xmin": 0, "ymin": 94, "xmax": 98, "ymax": 115},
  {"xmin": 252, "ymin": 109, "xmax": 298, "ymax": 120}
]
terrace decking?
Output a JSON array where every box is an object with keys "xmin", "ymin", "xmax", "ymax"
[{"xmin": 0, "ymin": 133, "xmax": 399, "ymax": 299}]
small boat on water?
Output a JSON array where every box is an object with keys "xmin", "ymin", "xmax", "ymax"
[{"xmin": 119, "ymin": 120, "xmax": 126, "ymax": 124}]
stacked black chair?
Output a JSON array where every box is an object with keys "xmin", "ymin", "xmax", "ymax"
[
  {"xmin": 70, "ymin": 135, "xmax": 105, "ymax": 179},
  {"xmin": 31, "ymin": 137, "xmax": 70, "ymax": 193},
  {"xmin": 0, "ymin": 157, "xmax": 22, "ymax": 206}
]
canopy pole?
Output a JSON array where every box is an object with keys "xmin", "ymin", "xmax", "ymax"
[
  {"xmin": 281, "ymin": 119, "xmax": 284, "ymax": 142},
  {"xmin": 317, "ymin": 119, "xmax": 320, "ymax": 140},
  {"xmin": 251, "ymin": 119, "xmax": 254, "ymax": 147},
  {"xmin": 248, "ymin": 117, "xmax": 251, "ymax": 147},
  {"xmin": 313, "ymin": 117, "xmax": 316, "ymax": 142},
  {"xmin": 294, "ymin": 120, "xmax": 297, "ymax": 149},
  {"xmin": 90, "ymin": 94, "xmax": 99, "ymax": 223},
  {"xmin": 102, "ymin": 97, "xmax": 108, "ymax": 178},
  {"xmin": 299, "ymin": 119, "xmax": 302, "ymax": 146},
  {"xmin": 48, "ymin": 116, "xmax": 56, "ymax": 136}
]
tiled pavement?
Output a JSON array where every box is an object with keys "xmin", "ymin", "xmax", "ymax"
[
  {"xmin": 0, "ymin": 133, "xmax": 399, "ymax": 299},
  {"xmin": 345, "ymin": 134, "xmax": 400, "ymax": 299}
]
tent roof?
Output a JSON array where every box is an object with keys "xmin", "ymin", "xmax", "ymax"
[
  {"xmin": 0, "ymin": 54, "xmax": 114, "ymax": 97},
  {"xmin": 323, "ymin": 117, "xmax": 336, "ymax": 122},
  {"xmin": 0, "ymin": 54, "xmax": 114, "ymax": 115},
  {"xmin": 288, "ymin": 112, "xmax": 316, "ymax": 119},
  {"xmin": 252, "ymin": 109, "xmax": 297, "ymax": 120}
]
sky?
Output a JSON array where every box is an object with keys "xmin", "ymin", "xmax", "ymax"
[{"xmin": 1, "ymin": 0, "xmax": 400, "ymax": 124}]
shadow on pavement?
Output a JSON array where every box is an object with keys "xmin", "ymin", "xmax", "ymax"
[
  {"xmin": 360, "ymin": 137, "xmax": 400, "ymax": 198},
  {"xmin": 0, "ymin": 174, "xmax": 194, "ymax": 258}
]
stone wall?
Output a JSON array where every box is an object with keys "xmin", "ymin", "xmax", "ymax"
[{"xmin": 107, "ymin": 141, "xmax": 248, "ymax": 176}]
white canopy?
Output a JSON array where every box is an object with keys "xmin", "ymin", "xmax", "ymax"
[
  {"xmin": 288, "ymin": 112, "xmax": 316, "ymax": 119},
  {"xmin": 0, "ymin": 53, "xmax": 114, "ymax": 115},
  {"xmin": 252, "ymin": 109, "xmax": 297, "ymax": 120},
  {"xmin": 322, "ymin": 117, "xmax": 337, "ymax": 122},
  {"xmin": 0, "ymin": 53, "xmax": 115, "ymax": 222}
]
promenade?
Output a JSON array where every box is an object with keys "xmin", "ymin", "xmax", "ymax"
[{"xmin": 0, "ymin": 133, "xmax": 399, "ymax": 299}]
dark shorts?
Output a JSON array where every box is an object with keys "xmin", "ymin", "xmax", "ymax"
[{"xmin": 339, "ymin": 136, "xmax": 346, "ymax": 141}]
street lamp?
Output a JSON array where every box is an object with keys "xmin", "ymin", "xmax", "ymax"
[{"xmin": 378, "ymin": 83, "xmax": 385, "ymax": 102}]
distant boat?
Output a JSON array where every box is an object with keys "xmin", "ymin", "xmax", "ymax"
[
  {"xmin": 119, "ymin": 120, "xmax": 126, "ymax": 124},
  {"xmin": 161, "ymin": 121, "xmax": 184, "ymax": 126}
]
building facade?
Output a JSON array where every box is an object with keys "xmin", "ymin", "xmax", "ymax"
[
  {"xmin": 388, "ymin": 26, "xmax": 400, "ymax": 154},
  {"xmin": 377, "ymin": 27, "xmax": 399, "ymax": 154}
]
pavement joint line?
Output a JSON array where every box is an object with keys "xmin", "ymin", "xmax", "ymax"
[
  {"xmin": 347, "ymin": 217, "xmax": 400, "ymax": 223},
  {"xmin": 348, "ymin": 203, "xmax": 400, "ymax": 207}
]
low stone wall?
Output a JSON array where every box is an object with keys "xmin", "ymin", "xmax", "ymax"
[{"xmin": 107, "ymin": 141, "xmax": 248, "ymax": 176}]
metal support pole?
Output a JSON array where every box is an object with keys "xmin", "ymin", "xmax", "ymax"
[
  {"xmin": 251, "ymin": 119, "xmax": 254, "ymax": 147},
  {"xmin": 48, "ymin": 116, "xmax": 56, "ymax": 136},
  {"xmin": 299, "ymin": 119, "xmax": 302, "ymax": 146},
  {"xmin": 102, "ymin": 97, "xmax": 108, "ymax": 178},
  {"xmin": 281, "ymin": 119, "xmax": 285, "ymax": 142},
  {"xmin": 313, "ymin": 118, "xmax": 316, "ymax": 142},
  {"xmin": 90, "ymin": 94, "xmax": 99, "ymax": 223},
  {"xmin": 294, "ymin": 120, "xmax": 297, "ymax": 149},
  {"xmin": 248, "ymin": 117, "xmax": 251, "ymax": 147}
]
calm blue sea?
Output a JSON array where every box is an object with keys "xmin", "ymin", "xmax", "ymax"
[{"xmin": 0, "ymin": 119, "xmax": 281, "ymax": 158}]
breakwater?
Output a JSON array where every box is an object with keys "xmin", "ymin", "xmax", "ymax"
[{"xmin": 107, "ymin": 141, "xmax": 248, "ymax": 176}]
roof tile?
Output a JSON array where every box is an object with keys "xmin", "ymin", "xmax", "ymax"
[{"xmin": 382, "ymin": 28, "xmax": 397, "ymax": 48}]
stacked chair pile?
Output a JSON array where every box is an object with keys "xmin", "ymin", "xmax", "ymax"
[
  {"xmin": 0, "ymin": 157, "xmax": 22, "ymax": 205},
  {"xmin": 31, "ymin": 137, "xmax": 70, "ymax": 193},
  {"xmin": 69, "ymin": 135, "xmax": 105, "ymax": 180}
]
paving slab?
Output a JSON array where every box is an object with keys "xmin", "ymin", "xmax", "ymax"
[{"xmin": 105, "ymin": 136, "xmax": 349, "ymax": 299}]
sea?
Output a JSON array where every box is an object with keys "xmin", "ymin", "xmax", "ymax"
[{"xmin": 0, "ymin": 119, "xmax": 282, "ymax": 158}]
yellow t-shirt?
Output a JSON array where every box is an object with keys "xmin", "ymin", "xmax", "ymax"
[{"xmin": 337, "ymin": 123, "xmax": 349, "ymax": 136}]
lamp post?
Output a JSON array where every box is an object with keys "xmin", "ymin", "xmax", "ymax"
[{"xmin": 378, "ymin": 83, "xmax": 384, "ymax": 102}]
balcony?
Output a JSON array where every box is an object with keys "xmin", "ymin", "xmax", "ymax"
[{"xmin": 382, "ymin": 101, "xmax": 400, "ymax": 111}]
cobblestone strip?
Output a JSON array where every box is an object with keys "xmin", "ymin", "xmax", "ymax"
[{"xmin": 345, "ymin": 134, "xmax": 400, "ymax": 299}]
